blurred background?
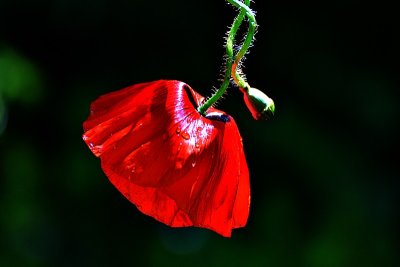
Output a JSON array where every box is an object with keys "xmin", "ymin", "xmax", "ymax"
[{"xmin": 0, "ymin": 0, "xmax": 398, "ymax": 266}]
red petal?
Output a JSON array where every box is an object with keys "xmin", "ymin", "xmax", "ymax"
[{"xmin": 82, "ymin": 80, "xmax": 250, "ymax": 237}]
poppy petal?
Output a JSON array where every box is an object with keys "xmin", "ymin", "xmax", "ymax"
[{"xmin": 83, "ymin": 80, "xmax": 250, "ymax": 237}]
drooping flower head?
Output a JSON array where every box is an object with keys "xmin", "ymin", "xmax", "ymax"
[
  {"xmin": 83, "ymin": 80, "xmax": 250, "ymax": 237},
  {"xmin": 82, "ymin": 0, "xmax": 274, "ymax": 237}
]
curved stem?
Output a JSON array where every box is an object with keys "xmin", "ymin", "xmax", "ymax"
[
  {"xmin": 231, "ymin": 0, "xmax": 256, "ymax": 90},
  {"xmin": 198, "ymin": 0, "xmax": 255, "ymax": 115}
]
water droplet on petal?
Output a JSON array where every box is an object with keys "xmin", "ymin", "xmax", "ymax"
[
  {"xmin": 176, "ymin": 127, "xmax": 181, "ymax": 134},
  {"xmin": 191, "ymin": 161, "xmax": 196, "ymax": 167},
  {"xmin": 181, "ymin": 131, "xmax": 190, "ymax": 140},
  {"xmin": 195, "ymin": 143, "xmax": 200, "ymax": 148},
  {"xmin": 175, "ymin": 161, "xmax": 183, "ymax": 169}
]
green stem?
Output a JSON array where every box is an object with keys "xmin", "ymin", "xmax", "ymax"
[
  {"xmin": 231, "ymin": 0, "xmax": 256, "ymax": 90},
  {"xmin": 197, "ymin": 0, "xmax": 256, "ymax": 115}
]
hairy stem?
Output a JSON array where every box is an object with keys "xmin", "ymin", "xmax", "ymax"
[
  {"xmin": 198, "ymin": 0, "xmax": 256, "ymax": 115},
  {"xmin": 230, "ymin": 0, "xmax": 256, "ymax": 90}
]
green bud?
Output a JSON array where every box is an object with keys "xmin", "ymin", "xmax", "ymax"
[{"xmin": 243, "ymin": 87, "xmax": 275, "ymax": 120}]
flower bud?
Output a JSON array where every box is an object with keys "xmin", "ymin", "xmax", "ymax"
[{"xmin": 243, "ymin": 87, "xmax": 275, "ymax": 120}]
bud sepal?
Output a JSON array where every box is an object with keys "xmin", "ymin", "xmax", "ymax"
[{"xmin": 243, "ymin": 87, "xmax": 275, "ymax": 120}]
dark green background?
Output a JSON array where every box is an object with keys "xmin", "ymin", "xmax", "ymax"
[{"xmin": 0, "ymin": 0, "xmax": 398, "ymax": 266}]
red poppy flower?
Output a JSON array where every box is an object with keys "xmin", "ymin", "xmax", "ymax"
[{"xmin": 82, "ymin": 80, "xmax": 250, "ymax": 237}]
